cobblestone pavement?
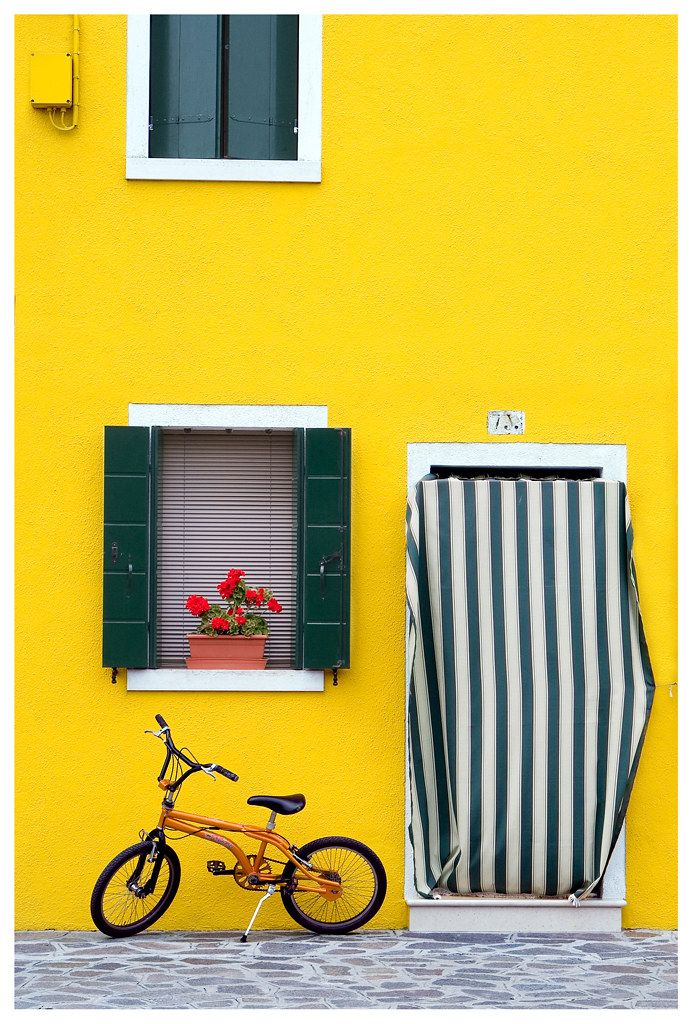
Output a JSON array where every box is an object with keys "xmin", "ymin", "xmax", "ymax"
[{"xmin": 15, "ymin": 929, "xmax": 677, "ymax": 1009}]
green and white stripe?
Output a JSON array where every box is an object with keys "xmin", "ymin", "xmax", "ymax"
[{"xmin": 406, "ymin": 478, "xmax": 655, "ymax": 898}]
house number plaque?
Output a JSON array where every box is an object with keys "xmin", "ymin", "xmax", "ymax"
[{"xmin": 487, "ymin": 410, "xmax": 525, "ymax": 434}]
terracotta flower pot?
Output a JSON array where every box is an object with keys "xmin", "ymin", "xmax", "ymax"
[{"xmin": 186, "ymin": 633, "xmax": 268, "ymax": 670}]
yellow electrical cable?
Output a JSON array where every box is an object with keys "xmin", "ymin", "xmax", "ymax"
[
  {"xmin": 46, "ymin": 16, "xmax": 79, "ymax": 132},
  {"xmin": 71, "ymin": 15, "xmax": 79, "ymax": 129},
  {"xmin": 48, "ymin": 107, "xmax": 75, "ymax": 131}
]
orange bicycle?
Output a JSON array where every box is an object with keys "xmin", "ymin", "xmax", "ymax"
[{"xmin": 90, "ymin": 715, "xmax": 387, "ymax": 942}]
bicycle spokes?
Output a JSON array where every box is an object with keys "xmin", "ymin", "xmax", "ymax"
[
  {"xmin": 100, "ymin": 854, "xmax": 171, "ymax": 929},
  {"xmin": 293, "ymin": 847, "xmax": 377, "ymax": 925}
]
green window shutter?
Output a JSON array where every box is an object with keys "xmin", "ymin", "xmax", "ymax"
[
  {"xmin": 103, "ymin": 427, "xmax": 151, "ymax": 669},
  {"xmin": 225, "ymin": 15, "xmax": 299, "ymax": 160},
  {"xmin": 297, "ymin": 428, "xmax": 351, "ymax": 671},
  {"xmin": 149, "ymin": 15, "xmax": 221, "ymax": 159}
]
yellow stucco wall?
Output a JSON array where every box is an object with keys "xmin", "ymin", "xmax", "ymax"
[{"xmin": 15, "ymin": 14, "xmax": 676, "ymax": 931}]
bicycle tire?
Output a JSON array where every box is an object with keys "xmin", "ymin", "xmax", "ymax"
[
  {"xmin": 280, "ymin": 835, "xmax": 386, "ymax": 934},
  {"xmin": 90, "ymin": 841, "xmax": 181, "ymax": 938}
]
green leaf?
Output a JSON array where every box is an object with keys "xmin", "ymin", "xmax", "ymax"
[{"xmin": 242, "ymin": 614, "xmax": 269, "ymax": 636}]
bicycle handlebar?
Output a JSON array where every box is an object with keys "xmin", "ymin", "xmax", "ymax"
[{"xmin": 151, "ymin": 715, "xmax": 238, "ymax": 785}]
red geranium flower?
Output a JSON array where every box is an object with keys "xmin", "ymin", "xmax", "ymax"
[
  {"xmin": 218, "ymin": 568, "xmax": 246, "ymax": 599},
  {"xmin": 245, "ymin": 589, "xmax": 258, "ymax": 605},
  {"xmin": 186, "ymin": 595, "xmax": 210, "ymax": 616},
  {"xmin": 211, "ymin": 616, "xmax": 230, "ymax": 632},
  {"xmin": 257, "ymin": 587, "xmax": 265, "ymax": 604},
  {"xmin": 234, "ymin": 610, "xmax": 246, "ymax": 625},
  {"xmin": 267, "ymin": 597, "xmax": 282, "ymax": 613}
]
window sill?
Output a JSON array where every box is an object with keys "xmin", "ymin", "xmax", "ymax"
[
  {"xmin": 126, "ymin": 669, "xmax": 324, "ymax": 692},
  {"xmin": 125, "ymin": 157, "xmax": 322, "ymax": 183}
]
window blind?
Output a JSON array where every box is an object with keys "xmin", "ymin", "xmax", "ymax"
[{"xmin": 156, "ymin": 429, "xmax": 297, "ymax": 668}]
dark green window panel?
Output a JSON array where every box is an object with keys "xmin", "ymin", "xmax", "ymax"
[
  {"xmin": 305, "ymin": 479, "xmax": 343, "ymax": 525},
  {"xmin": 103, "ymin": 573, "xmax": 148, "ymax": 622},
  {"xmin": 103, "ymin": 427, "xmax": 152, "ymax": 669},
  {"xmin": 102, "ymin": 524, "xmax": 147, "ymax": 575},
  {"xmin": 302, "ymin": 624, "xmax": 344, "ymax": 673},
  {"xmin": 305, "ymin": 525, "xmax": 344, "ymax": 574},
  {"xmin": 103, "ymin": 624, "xmax": 150, "ymax": 671},
  {"xmin": 296, "ymin": 428, "xmax": 351, "ymax": 671},
  {"xmin": 104, "ymin": 477, "xmax": 149, "ymax": 526},
  {"xmin": 149, "ymin": 14, "xmax": 298, "ymax": 161},
  {"xmin": 225, "ymin": 15, "xmax": 298, "ymax": 160},
  {"xmin": 305, "ymin": 428, "xmax": 344, "ymax": 475},
  {"xmin": 149, "ymin": 15, "xmax": 222, "ymax": 159},
  {"xmin": 304, "ymin": 574, "xmax": 342, "ymax": 622},
  {"xmin": 104, "ymin": 426, "xmax": 149, "ymax": 474}
]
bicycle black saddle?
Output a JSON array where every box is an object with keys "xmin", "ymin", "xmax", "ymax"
[{"xmin": 247, "ymin": 794, "xmax": 306, "ymax": 815}]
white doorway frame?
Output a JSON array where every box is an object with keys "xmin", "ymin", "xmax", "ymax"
[{"xmin": 405, "ymin": 442, "xmax": 627, "ymax": 932}]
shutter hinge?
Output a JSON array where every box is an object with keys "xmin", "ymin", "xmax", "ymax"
[
  {"xmin": 111, "ymin": 667, "xmax": 118, "ymax": 685},
  {"xmin": 332, "ymin": 667, "xmax": 338, "ymax": 687},
  {"xmin": 150, "ymin": 114, "xmax": 214, "ymax": 126}
]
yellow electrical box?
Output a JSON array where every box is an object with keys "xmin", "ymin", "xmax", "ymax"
[{"xmin": 30, "ymin": 53, "xmax": 73, "ymax": 108}]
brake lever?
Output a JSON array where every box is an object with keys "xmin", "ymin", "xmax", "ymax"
[
  {"xmin": 199, "ymin": 763, "xmax": 217, "ymax": 781},
  {"xmin": 144, "ymin": 727, "xmax": 170, "ymax": 740}
]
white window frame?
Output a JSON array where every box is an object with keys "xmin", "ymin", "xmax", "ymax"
[
  {"xmin": 405, "ymin": 442, "xmax": 628, "ymax": 932},
  {"xmin": 126, "ymin": 15, "xmax": 322, "ymax": 182},
  {"xmin": 126, "ymin": 404, "xmax": 328, "ymax": 692}
]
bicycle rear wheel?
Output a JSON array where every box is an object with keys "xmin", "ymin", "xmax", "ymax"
[
  {"xmin": 280, "ymin": 836, "xmax": 386, "ymax": 934},
  {"xmin": 90, "ymin": 841, "xmax": 181, "ymax": 937}
]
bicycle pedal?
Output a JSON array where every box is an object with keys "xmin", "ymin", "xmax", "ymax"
[{"xmin": 207, "ymin": 860, "xmax": 229, "ymax": 875}]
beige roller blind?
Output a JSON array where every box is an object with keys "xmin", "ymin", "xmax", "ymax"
[{"xmin": 156, "ymin": 428, "xmax": 296, "ymax": 668}]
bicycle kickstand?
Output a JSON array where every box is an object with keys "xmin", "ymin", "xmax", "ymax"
[{"xmin": 240, "ymin": 884, "xmax": 276, "ymax": 944}]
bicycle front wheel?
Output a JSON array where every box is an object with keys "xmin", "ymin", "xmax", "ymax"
[
  {"xmin": 90, "ymin": 841, "xmax": 181, "ymax": 937},
  {"xmin": 280, "ymin": 836, "xmax": 386, "ymax": 934}
]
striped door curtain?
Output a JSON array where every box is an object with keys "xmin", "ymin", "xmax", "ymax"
[{"xmin": 406, "ymin": 477, "xmax": 655, "ymax": 899}]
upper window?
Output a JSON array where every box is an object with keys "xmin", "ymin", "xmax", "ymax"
[{"xmin": 126, "ymin": 14, "xmax": 322, "ymax": 182}]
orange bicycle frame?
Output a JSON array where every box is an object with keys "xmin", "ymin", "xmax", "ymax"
[{"xmin": 157, "ymin": 789, "xmax": 342, "ymax": 899}]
